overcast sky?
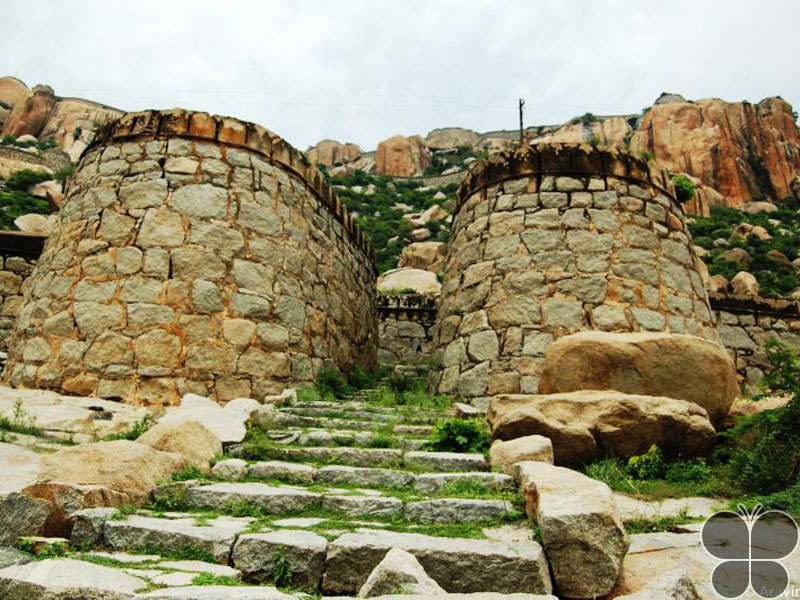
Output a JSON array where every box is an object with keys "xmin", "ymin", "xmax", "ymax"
[{"xmin": 4, "ymin": 0, "xmax": 799, "ymax": 151}]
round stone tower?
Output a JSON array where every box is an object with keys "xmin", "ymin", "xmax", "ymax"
[
  {"xmin": 2, "ymin": 109, "xmax": 377, "ymax": 404},
  {"xmin": 431, "ymin": 143, "xmax": 717, "ymax": 398}
]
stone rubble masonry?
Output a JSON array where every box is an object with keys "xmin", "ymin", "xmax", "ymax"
[
  {"xmin": 431, "ymin": 143, "xmax": 718, "ymax": 397},
  {"xmin": 377, "ymin": 293, "xmax": 437, "ymax": 366},
  {"xmin": 710, "ymin": 291, "xmax": 800, "ymax": 391},
  {"xmin": 0, "ymin": 240, "xmax": 40, "ymax": 351},
  {"xmin": 1, "ymin": 109, "xmax": 377, "ymax": 404}
]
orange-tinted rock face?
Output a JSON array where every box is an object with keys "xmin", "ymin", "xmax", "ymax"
[
  {"xmin": 307, "ymin": 139, "xmax": 362, "ymax": 167},
  {"xmin": 533, "ymin": 116, "xmax": 633, "ymax": 147},
  {"xmin": 2, "ymin": 85, "xmax": 56, "ymax": 138},
  {"xmin": 630, "ymin": 97, "xmax": 800, "ymax": 206},
  {"xmin": 0, "ymin": 76, "xmax": 30, "ymax": 109},
  {"xmin": 375, "ymin": 134, "xmax": 429, "ymax": 176},
  {"xmin": 38, "ymin": 98, "xmax": 123, "ymax": 161}
]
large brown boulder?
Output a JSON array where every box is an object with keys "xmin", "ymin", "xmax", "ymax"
[
  {"xmin": 307, "ymin": 139, "xmax": 362, "ymax": 167},
  {"xmin": 377, "ymin": 267, "xmax": 441, "ymax": 296},
  {"xmin": 1, "ymin": 84, "xmax": 55, "ymax": 137},
  {"xmin": 397, "ymin": 242, "xmax": 447, "ymax": 272},
  {"xmin": 36, "ymin": 440, "xmax": 186, "ymax": 500},
  {"xmin": 0, "ymin": 77, "xmax": 30, "ymax": 109},
  {"xmin": 488, "ymin": 391, "xmax": 715, "ymax": 466},
  {"xmin": 137, "ymin": 419, "xmax": 222, "ymax": 471},
  {"xmin": 425, "ymin": 127, "xmax": 481, "ymax": 151},
  {"xmin": 538, "ymin": 332, "xmax": 737, "ymax": 425},
  {"xmin": 21, "ymin": 482, "xmax": 129, "ymax": 538},
  {"xmin": 375, "ymin": 134, "xmax": 429, "ymax": 177}
]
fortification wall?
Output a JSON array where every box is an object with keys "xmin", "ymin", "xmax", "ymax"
[
  {"xmin": 1, "ymin": 109, "xmax": 377, "ymax": 404},
  {"xmin": 430, "ymin": 143, "xmax": 717, "ymax": 398},
  {"xmin": 378, "ymin": 294, "xmax": 437, "ymax": 366},
  {"xmin": 0, "ymin": 232, "xmax": 43, "ymax": 352},
  {"xmin": 711, "ymin": 292, "xmax": 800, "ymax": 390}
]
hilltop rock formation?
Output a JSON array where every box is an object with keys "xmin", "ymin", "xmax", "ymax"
[
  {"xmin": 532, "ymin": 115, "xmax": 632, "ymax": 147},
  {"xmin": 425, "ymin": 127, "xmax": 481, "ymax": 150},
  {"xmin": 307, "ymin": 139, "xmax": 362, "ymax": 167},
  {"xmin": 375, "ymin": 134, "xmax": 429, "ymax": 176},
  {"xmin": 631, "ymin": 96, "xmax": 800, "ymax": 206},
  {"xmin": 2, "ymin": 85, "xmax": 56, "ymax": 138},
  {"xmin": 0, "ymin": 77, "xmax": 123, "ymax": 161}
]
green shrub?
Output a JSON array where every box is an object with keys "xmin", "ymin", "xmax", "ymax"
[
  {"xmin": 5, "ymin": 169, "xmax": 52, "ymax": 191},
  {"xmin": 172, "ymin": 464, "xmax": 204, "ymax": 481},
  {"xmin": 718, "ymin": 339, "xmax": 800, "ymax": 494},
  {"xmin": 53, "ymin": 165, "xmax": 74, "ymax": 183},
  {"xmin": 627, "ymin": 445, "xmax": 666, "ymax": 479},
  {"xmin": 664, "ymin": 458, "xmax": 712, "ymax": 484},
  {"xmin": 426, "ymin": 418, "xmax": 490, "ymax": 454},
  {"xmin": 672, "ymin": 174, "xmax": 695, "ymax": 203},
  {"xmin": 387, "ymin": 374, "xmax": 415, "ymax": 394},
  {"xmin": 314, "ymin": 367, "xmax": 352, "ymax": 399},
  {"xmin": 105, "ymin": 414, "xmax": 153, "ymax": 441}
]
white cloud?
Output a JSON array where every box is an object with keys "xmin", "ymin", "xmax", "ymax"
[{"xmin": 4, "ymin": 0, "xmax": 798, "ymax": 150}]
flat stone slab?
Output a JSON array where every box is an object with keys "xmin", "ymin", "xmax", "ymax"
[
  {"xmin": 324, "ymin": 594, "xmax": 558, "ymax": 600},
  {"xmin": 267, "ymin": 446, "xmax": 404, "ymax": 468},
  {"xmin": 317, "ymin": 465, "xmax": 415, "ymax": 488},
  {"xmin": 414, "ymin": 472, "xmax": 515, "ymax": 494},
  {"xmin": 321, "ymin": 495, "xmax": 403, "ymax": 517},
  {"xmin": 157, "ymin": 560, "xmax": 241, "ymax": 578},
  {"xmin": 233, "ymin": 530, "xmax": 327, "ymax": 590},
  {"xmin": 186, "ymin": 482, "xmax": 322, "ymax": 514},
  {"xmin": 86, "ymin": 551, "xmax": 161, "ymax": 564},
  {"xmin": 247, "ymin": 460, "xmax": 316, "ymax": 482},
  {"xmin": 613, "ymin": 493, "xmax": 721, "ymax": 520},
  {"xmin": 404, "ymin": 451, "xmax": 488, "ymax": 472},
  {"xmin": 272, "ymin": 517, "xmax": 324, "ymax": 528},
  {"xmin": 0, "ymin": 442, "xmax": 41, "ymax": 494},
  {"xmin": 151, "ymin": 571, "xmax": 198, "ymax": 586},
  {"xmin": 0, "ymin": 557, "xmax": 146, "ymax": 598},
  {"xmin": 139, "ymin": 586, "xmax": 296, "ymax": 599},
  {"xmin": 0, "ymin": 547, "xmax": 33, "ymax": 569},
  {"xmin": 104, "ymin": 514, "xmax": 249, "ymax": 564},
  {"xmin": 0, "ymin": 386, "xmax": 149, "ymax": 439},
  {"xmin": 322, "ymin": 530, "xmax": 552, "ymax": 595},
  {"xmin": 404, "ymin": 499, "xmax": 517, "ymax": 522}
]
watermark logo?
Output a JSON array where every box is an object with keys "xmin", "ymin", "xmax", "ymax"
[{"xmin": 702, "ymin": 504, "xmax": 798, "ymax": 598}]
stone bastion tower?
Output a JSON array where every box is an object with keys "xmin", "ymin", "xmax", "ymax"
[
  {"xmin": 430, "ymin": 143, "xmax": 718, "ymax": 398},
  {"xmin": 1, "ymin": 109, "xmax": 378, "ymax": 404}
]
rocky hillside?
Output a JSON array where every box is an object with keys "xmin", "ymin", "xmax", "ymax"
[
  {"xmin": 0, "ymin": 76, "xmax": 123, "ymax": 162},
  {"xmin": 309, "ymin": 93, "xmax": 800, "ymax": 215}
]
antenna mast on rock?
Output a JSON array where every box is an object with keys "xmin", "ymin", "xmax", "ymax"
[{"xmin": 519, "ymin": 98, "xmax": 525, "ymax": 144}]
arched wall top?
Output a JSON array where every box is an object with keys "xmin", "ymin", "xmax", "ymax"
[
  {"xmin": 455, "ymin": 142, "xmax": 678, "ymax": 216},
  {"xmin": 89, "ymin": 109, "xmax": 376, "ymax": 269}
]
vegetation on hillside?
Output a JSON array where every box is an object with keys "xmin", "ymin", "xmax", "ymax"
[
  {"xmin": 688, "ymin": 197, "xmax": 800, "ymax": 296},
  {"xmin": 324, "ymin": 169, "xmax": 455, "ymax": 272},
  {"xmin": 0, "ymin": 169, "xmax": 52, "ymax": 230},
  {"xmin": 423, "ymin": 145, "xmax": 486, "ymax": 177}
]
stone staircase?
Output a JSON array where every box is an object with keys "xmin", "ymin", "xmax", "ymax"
[{"xmin": 1, "ymin": 384, "xmax": 557, "ymax": 598}]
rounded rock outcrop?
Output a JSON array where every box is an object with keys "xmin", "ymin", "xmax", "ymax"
[
  {"xmin": 2, "ymin": 109, "xmax": 377, "ymax": 404},
  {"xmin": 431, "ymin": 143, "xmax": 718, "ymax": 397}
]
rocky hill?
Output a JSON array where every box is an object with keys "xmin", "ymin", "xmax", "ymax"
[{"xmin": 309, "ymin": 92, "xmax": 800, "ymax": 215}]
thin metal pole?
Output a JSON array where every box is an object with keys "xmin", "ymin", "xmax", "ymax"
[{"xmin": 519, "ymin": 98, "xmax": 525, "ymax": 144}]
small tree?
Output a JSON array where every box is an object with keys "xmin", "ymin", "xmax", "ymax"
[{"xmin": 672, "ymin": 175, "xmax": 695, "ymax": 204}]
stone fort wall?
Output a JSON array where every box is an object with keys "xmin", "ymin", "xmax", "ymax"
[
  {"xmin": 1, "ymin": 109, "xmax": 377, "ymax": 405},
  {"xmin": 377, "ymin": 294, "xmax": 437, "ymax": 366},
  {"xmin": 430, "ymin": 143, "xmax": 718, "ymax": 398}
]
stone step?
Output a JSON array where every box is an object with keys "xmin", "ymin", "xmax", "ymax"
[
  {"xmin": 103, "ymin": 514, "xmax": 251, "ymax": 564},
  {"xmin": 413, "ymin": 472, "xmax": 515, "ymax": 494},
  {"xmin": 294, "ymin": 400, "xmax": 448, "ymax": 416},
  {"xmin": 185, "ymin": 483, "xmax": 518, "ymax": 523},
  {"xmin": 315, "ymin": 465, "xmax": 416, "ymax": 489},
  {"xmin": 285, "ymin": 429, "xmax": 427, "ymax": 450},
  {"xmin": 270, "ymin": 412, "xmax": 434, "ymax": 435},
  {"xmin": 322, "ymin": 529, "xmax": 552, "ymax": 595},
  {"xmin": 282, "ymin": 406, "xmax": 443, "ymax": 425},
  {"xmin": 244, "ymin": 445, "xmax": 405, "ymax": 469},
  {"xmin": 404, "ymin": 499, "xmax": 518, "ymax": 523},
  {"xmin": 404, "ymin": 451, "xmax": 489, "ymax": 472}
]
